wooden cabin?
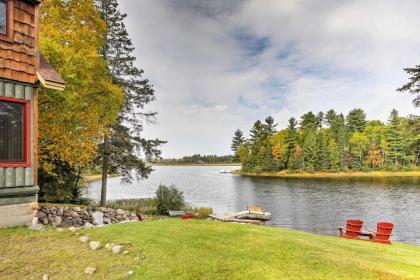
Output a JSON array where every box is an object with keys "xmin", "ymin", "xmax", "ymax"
[{"xmin": 0, "ymin": 0, "xmax": 65, "ymax": 227}]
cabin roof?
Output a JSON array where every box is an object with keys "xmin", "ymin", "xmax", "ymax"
[{"xmin": 37, "ymin": 55, "xmax": 66, "ymax": 91}]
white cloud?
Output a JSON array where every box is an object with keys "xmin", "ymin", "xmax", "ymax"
[{"xmin": 119, "ymin": 0, "xmax": 419, "ymax": 157}]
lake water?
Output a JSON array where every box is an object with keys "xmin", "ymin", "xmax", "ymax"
[{"xmin": 88, "ymin": 166, "xmax": 420, "ymax": 245}]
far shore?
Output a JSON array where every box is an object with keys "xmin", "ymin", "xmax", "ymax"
[
  {"xmin": 150, "ymin": 163, "xmax": 241, "ymax": 166},
  {"xmin": 234, "ymin": 170, "xmax": 420, "ymax": 179},
  {"xmin": 84, "ymin": 173, "xmax": 122, "ymax": 183}
]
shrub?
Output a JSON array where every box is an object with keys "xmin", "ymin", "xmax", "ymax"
[
  {"xmin": 183, "ymin": 206, "xmax": 213, "ymax": 219},
  {"xmin": 156, "ymin": 185, "xmax": 185, "ymax": 215}
]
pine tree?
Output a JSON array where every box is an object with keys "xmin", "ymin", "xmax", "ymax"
[
  {"xmin": 250, "ymin": 120, "xmax": 268, "ymax": 143},
  {"xmin": 303, "ymin": 130, "xmax": 319, "ymax": 171},
  {"xmin": 328, "ymin": 139, "xmax": 340, "ymax": 170},
  {"xmin": 265, "ymin": 116, "xmax": 277, "ymax": 136},
  {"xmin": 346, "ymin": 108, "xmax": 367, "ymax": 133},
  {"xmin": 386, "ymin": 109, "xmax": 404, "ymax": 166},
  {"xmin": 397, "ymin": 64, "xmax": 420, "ymax": 107},
  {"xmin": 317, "ymin": 130, "xmax": 329, "ymax": 170},
  {"xmin": 325, "ymin": 109, "xmax": 337, "ymax": 127},
  {"xmin": 316, "ymin": 112, "xmax": 324, "ymax": 129},
  {"xmin": 330, "ymin": 114, "xmax": 348, "ymax": 169},
  {"xmin": 288, "ymin": 145, "xmax": 304, "ymax": 171},
  {"xmin": 96, "ymin": 0, "xmax": 164, "ymax": 206},
  {"xmin": 231, "ymin": 129, "xmax": 245, "ymax": 154},
  {"xmin": 300, "ymin": 111, "xmax": 318, "ymax": 131},
  {"xmin": 285, "ymin": 118, "xmax": 299, "ymax": 166}
]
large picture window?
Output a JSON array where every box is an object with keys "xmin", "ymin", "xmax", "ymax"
[
  {"xmin": 0, "ymin": 0, "xmax": 7, "ymax": 36},
  {"xmin": 0, "ymin": 97, "xmax": 30, "ymax": 167}
]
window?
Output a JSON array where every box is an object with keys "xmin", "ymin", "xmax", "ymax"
[
  {"xmin": 0, "ymin": 97, "xmax": 30, "ymax": 167},
  {"xmin": 0, "ymin": 0, "xmax": 7, "ymax": 36}
]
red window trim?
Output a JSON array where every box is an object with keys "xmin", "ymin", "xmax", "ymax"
[{"xmin": 0, "ymin": 96, "xmax": 31, "ymax": 167}]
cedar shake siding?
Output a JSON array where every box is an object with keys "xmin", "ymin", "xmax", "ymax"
[{"xmin": 0, "ymin": 0, "xmax": 39, "ymax": 85}]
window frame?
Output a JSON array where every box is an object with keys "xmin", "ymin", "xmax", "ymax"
[
  {"xmin": 0, "ymin": 0, "xmax": 13, "ymax": 42},
  {"xmin": 0, "ymin": 96, "xmax": 31, "ymax": 167}
]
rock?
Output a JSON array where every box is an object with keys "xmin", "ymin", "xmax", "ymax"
[
  {"xmin": 84, "ymin": 267, "xmax": 96, "ymax": 275},
  {"xmin": 89, "ymin": 241, "xmax": 101, "ymax": 250},
  {"xmin": 42, "ymin": 274, "xmax": 49, "ymax": 280},
  {"xmin": 57, "ymin": 207, "xmax": 64, "ymax": 216},
  {"xmin": 32, "ymin": 217, "xmax": 39, "ymax": 226},
  {"xmin": 123, "ymin": 251, "xmax": 129, "ymax": 255},
  {"xmin": 79, "ymin": 235, "xmax": 89, "ymax": 243},
  {"xmin": 29, "ymin": 224, "xmax": 44, "ymax": 231},
  {"xmin": 84, "ymin": 222, "xmax": 95, "ymax": 228},
  {"xmin": 74, "ymin": 207, "xmax": 82, "ymax": 212},
  {"xmin": 71, "ymin": 211, "xmax": 79, "ymax": 218},
  {"xmin": 116, "ymin": 209, "xmax": 126, "ymax": 215},
  {"xmin": 37, "ymin": 211, "xmax": 46, "ymax": 219},
  {"xmin": 52, "ymin": 216, "xmax": 62, "ymax": 227},
  {"xmin": 68, "ymin": 226, "xmax": 77, "ymax": 232},
  {"xmin": 103, "ymin": 218, "xmax": 111, "ymax": 224},
  {"xmin": 112, "ymin": 245, "xmax": 123, "ymax": 254}
]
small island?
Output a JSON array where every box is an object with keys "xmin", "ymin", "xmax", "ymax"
[{"xmin": 231, "ymin": 109, "xmax": 419, "ymax": 179}]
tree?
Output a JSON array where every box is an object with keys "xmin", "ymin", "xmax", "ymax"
[
  {"xmin": 231, "ymin": 129, "xmax": 245, "ymax": 154},
  {"xmin": 288, "ymin": 145, "xmax": 304, "ymax": 171},
  {"xmin": 365, "ymin": 142, "xmax": 383, "ymax": 171},
  {"xmin": 96, "ymin": 0, "xmax": 165, "ymax": 205},
  {"xmin": 328, "ymin": 139, "xmax": 340, "ymax": 170},
  {"xmin": 316, "ymin": 112, "xmax": 324, "ymax": 128},
  {"xmin": 386, "ymin": 109, "xmax": 404, "ymax": 166},
  {"xmin": 237, "ymin": 145, "xmax": 251, "ymax": 167},
  {"xmin": 300, "ymin": 111, "xmax": 318, "ymax": 131},
  {"xmin": 250, "ymin": 120, "xmax": 268, "ymax": 143},
  {"xmin": 346, "ymin": 108, "xmax": 367, "ymax": 133},
  {"xmin": 317, "ymin": 130, "xmax": 329, "ymax": 170},
  {"xmin": 39, "ymin": 0, "xmax": 124, "ymax": 201},
  {"xmin": 397, "ymin": 64, "xmax": 420, "ymax": 107},
  {"xmin": 303, "ymin": 130, "xmax": 319, "ymax": 171},
  {"xmin": 270, "ymin": 130, "xmax": 288, "ymax": 170},
  {"xmin": 285, "ymin": 118, "xmax": 299, "ymax": 166},
  {"xmin": 325, "ymin": 109, "xmax": 337, "ymax": 127},
  {"xmin": 349, "ymin": 132, "xmax": 369, "ymax": 169},
  {"xmin": 330, "ymin": 114, "xmax": 347, "ymax": 169},
  {"xmin": 265, "ymin": 116, "xmax": 277, "ymax": 136}
]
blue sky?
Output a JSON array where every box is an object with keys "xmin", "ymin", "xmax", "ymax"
[{"xmin": 119, "ymin": 0, "xmax": 419, "ymax": 158}]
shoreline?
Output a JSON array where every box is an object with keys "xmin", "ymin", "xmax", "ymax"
[
  {"xmin": 150, "ymin": 163, "xmax": 241, "ymax": 166},
  {"xmin": 234, "ymin": 170, "xmax": 420, "ymax": 179},
  {"xmin": 84, "ymin": 173, "xmax": 122, "ymax": 183}
]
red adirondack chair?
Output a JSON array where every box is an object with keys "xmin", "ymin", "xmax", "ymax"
[
  {"xmin": 338, "ymin": 220, "xmax": 363, "ymax": 239},
  {"xmin": 367, "ymin": 222, "xmax": 394, "ymax": 244}
]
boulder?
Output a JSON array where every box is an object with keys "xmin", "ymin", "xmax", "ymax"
[
  {"xmin": 84, "ymin": 222, "xmax": 95, "ymax": 228},
  {"xmin": 52, "ymin": 216, "xmax": 62, "ymax": 227},
  {"xmin": 74, "ymin": 207, "xmax": 82, "ymax": 212},
  {"xmin": 37, "ymin": 211, "xmax": 46, "ymax": 219},
  {"xmin": 116, "ymin": 209, "xmax": 126, "ymax": 215}
]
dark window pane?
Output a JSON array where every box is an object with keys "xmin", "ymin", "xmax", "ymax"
[
  {"xmin": 0, "ymin": 1, "xmax": 6, "ymax": 36},
  {"xmin": 0, "ymin": 101, "xmax": 25, "ymax": 162}
]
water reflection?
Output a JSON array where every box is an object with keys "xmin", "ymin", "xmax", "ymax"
[{"xmin": 88, "ymin": 166, "xmax": 420, "ymax": 245}]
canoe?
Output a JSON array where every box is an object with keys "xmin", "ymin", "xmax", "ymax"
[{"xmin": 168, "ymin": 210, "xmax": 186, "ymax": 217}]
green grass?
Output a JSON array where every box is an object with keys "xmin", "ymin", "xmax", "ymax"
[{"xmin": 1, "ymin": 220, "xmax": 419, "ymax": 279}]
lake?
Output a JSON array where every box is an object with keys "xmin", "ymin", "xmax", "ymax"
[{"xmin": 88, "ymin": 166, "xmax": 420, "ymax": 245}]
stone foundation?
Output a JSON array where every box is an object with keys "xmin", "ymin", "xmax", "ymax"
[
  {"xmin": 37, "ymin": 205, "xmax": 141, "ymax": 227},
  {"xmin": 0, "ymin": 203, "xmax": 33, "ymax": 228}
]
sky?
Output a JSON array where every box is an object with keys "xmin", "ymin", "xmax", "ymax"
[{"xmin": 119, "ymin": 0, "xmax": 420, "ymax": 158}]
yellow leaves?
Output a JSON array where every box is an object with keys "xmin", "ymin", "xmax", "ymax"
[{"xmin": 38, "ymin": 0, "xmax": 124, "ymax": 172}]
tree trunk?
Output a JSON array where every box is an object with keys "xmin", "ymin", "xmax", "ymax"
[{"xmin": 101, "ymin": 134, "xmax": 110, "ymax": 206}]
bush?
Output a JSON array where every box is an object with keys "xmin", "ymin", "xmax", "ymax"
[
  {"xmin": 156, "ymin": 185, "xmax": 185, "ymax": 215},
  {"xmin": 183, "ymin": 206, "xmax": 213, "ymax": 219}
]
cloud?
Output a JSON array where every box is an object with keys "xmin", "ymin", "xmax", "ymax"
[{"xmin": 119, "ymin": 0, "xmax": 420, "ymax": 157}]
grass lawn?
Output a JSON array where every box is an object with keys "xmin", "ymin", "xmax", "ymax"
[
  {"xmin": 235, "ymin": 170, "xmax": 420, "ymax": 179},
  {"xmin": 0, "ymin": 220, "xmax": 419, "ymax": 279}
]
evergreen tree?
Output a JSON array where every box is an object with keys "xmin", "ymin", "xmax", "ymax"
[
  {"xmin": 96, "ymin": 0, "xmax": 165, "ymax": 206},
  {"xmin": 346, "ymin": 108, "xmax": 367, "ymax": 133},
  {"xmin": 231, "ymin": 129, "xmax": 245, "ymax": 154},
  {"xmin": 288, "ymin": 145, "xmax": 304, "ymax": 171},
  {"xmin": 325, "ymin": 109, "xmax": 337, "ymax": 127},
  {"xmin": 316, "ymin": 112, "xmax": 324, "ymax": 129},
  {"xmin": 327, "ymin": 139, "xmax": 340, "ymax": 170},
  {"xmin": 285, "ymin": 118, "xmax": 299, "ymax": 165},
  {"xmin": 317, "ymin": 130, "xmax": 329, "ymax": 170},
  {"xmin": 300, "ymin": 111, "xmax": 318, "ymax": 131},
  {"xmin": 303, "ymin": 130, "xmax": 319, "ymax": 171},
  {"xmin": 265, "ymin": 116, "xmax": 277, "ymax": 136},
  {"xmin": 397, "ymin": 64, "xmax": 420, "ymax": 107},
  {"xmin": 250, "ymin": 120, "xmax": 268, "ymax": 143},
  {"xmin": 349, "ymin": 132, "xmax": 368, "ymax": 169},
  {"xmin": 386, "ymin": 109, "xmax": 404, "ymax": 166},
  {"xmin": 330, "ymin": 114, "xmax": 348, "ymax": 169}
]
